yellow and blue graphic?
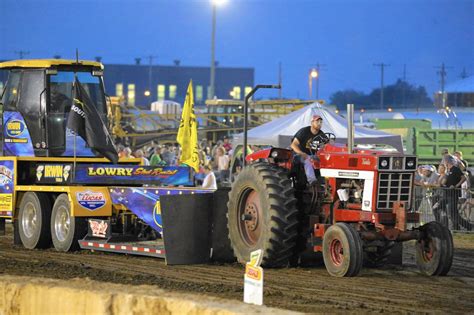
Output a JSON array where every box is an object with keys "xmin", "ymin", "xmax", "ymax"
[
  {"xmin": 0, "ymin": 161, "xmax": 14, "ymax": 212},
  {"xmin": 76, "ymin": 191, "xmax": 106, "ymax": 211},
  {"xmin": 3, "ymin": 112, "xmax": 34, "ymax": 156},
  {"xmin": 153, "ymin": 201, "xmax": 162, "ymax": 230},
  {"xmin": 74, "ymin": 164, "xmax": 193, "ymax": 186},
  {"xmin": 109, "ymin": 187, "xmax": 211, "ymax": 234}
]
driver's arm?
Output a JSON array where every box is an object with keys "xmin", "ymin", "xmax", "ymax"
[{"xmin": 291, "ymin": 138, "xmax": 308, "ymax": 159}]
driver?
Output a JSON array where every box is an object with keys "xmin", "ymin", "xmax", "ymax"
[{"xmin": 290, "ymin": 115, "xmax": 328, "ymax": 186}]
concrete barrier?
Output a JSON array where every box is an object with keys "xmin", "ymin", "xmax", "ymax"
[{"xmin": 0, "ymin": 275, "xmax": 299, "ymax": 315}]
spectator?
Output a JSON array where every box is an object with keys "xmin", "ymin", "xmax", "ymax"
[
  {"xmin": 216, "ymin": 146, "xmax": 230, "ymax": 182},
  {"xmin": 161, "ymin": 145, "xmax": 174, "ymax": 165},
  {"xmin": 432, "ymin": 164, "xmax": 448, "ymax": 224},
  {"xmin": 421, "ymin": 165, "xmax": 439, "ymax": 187},
  {"xmin": 122, "ymin": 147, "xmax": 133, "ymax": 159},
  {"xmin": 134, "ymin": 149, "xmax": 150, "ymax": 166},
  {"xmin": 117, "ymin": 145, "xmax": 126, "ymax": 158},
  {"xmin": 453, "ymin": 151, "xmax": 468, "ymax": 171},
  {"xmin": 150, "ymin": 146, "xmax": 164, "ymax": 166},
  {"xmin": 201, "ymin": 165, "xmax": 217, "ymax": 189},
  {"xmin": 435, "ymin": 164, "xmax": 448, "ymax": 187},
  {"xmin": 445, "ymin": 155, "xmax": 466, "ymax": 230},
  {"xmin": 223, "ymin": 136, "xmax": 232, "ymax": 152}
]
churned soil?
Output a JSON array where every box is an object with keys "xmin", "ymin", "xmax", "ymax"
[{"xmin": 0, "ymin": 225, "xmax": 473, "ymax": 314}]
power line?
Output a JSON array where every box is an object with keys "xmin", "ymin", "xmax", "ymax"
[{"xmin": 373, "ymin": 63, "xmax": 390, "ymax": 109}]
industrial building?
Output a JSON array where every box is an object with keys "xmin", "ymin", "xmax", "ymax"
[{"xmin": 103, "ymin": 62, "xmax": 254, "ymax": 108}]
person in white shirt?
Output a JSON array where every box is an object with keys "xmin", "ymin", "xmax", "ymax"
[
  {"xmin": 202, "ymin": 165, "xmax": 217, "ymax": 190},
  {"xmin": 134, "ymin": 149, "xmax": 150, "ymax": 166},
  {"xmin": 216, "ymin": 147, "xmax": 230, "ymax": 182}
]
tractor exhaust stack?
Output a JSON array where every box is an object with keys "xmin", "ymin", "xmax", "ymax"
[{"xmin": 347, "ymin": 104, "xmax": 354, "ymax": 154}]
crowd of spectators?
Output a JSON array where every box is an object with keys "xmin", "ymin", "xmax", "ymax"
[
  {"xmin": 117, "ymin": 135, "xmax": 251, "ymax": 189},
  {"xmin": 415, "ymin": 149, "xmax": 472, "ymax": 230}
]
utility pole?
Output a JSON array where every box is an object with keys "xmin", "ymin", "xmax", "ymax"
[
  {"xmin": 460, "ymin": 67, "xmax": 468, "ymax": 79},
  {"xmin": 434, "ymin": 63, "xmax": 452, "ymax": 108},
  {"xmin": 14, "ymin": 50, "xmax": 30, "ymax": 59},
  {"xmin": 374, "ymin": 63, "xmax": 390, "ymax": 109},
  {"xmin": 278, "ymin": 62, "xmax": 282, "ymax": 98},
  {"xmin": 437, "ymin": 63, "xmax": 447, "ymax": 93},
  {"xmin": 402, "ymin": 64, "xmax": 407, "ymax": 107},
  {"xmin": 146, "ymin": 55, "xmax": 157, "ymax": 94}
]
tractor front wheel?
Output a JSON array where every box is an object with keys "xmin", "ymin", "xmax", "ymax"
[
  {"xmin": 322, "ymin": 223, "xmax": 363, "ymax": 277},
  {"xmin": 415, "ymin": 221, "xmax": 453, "ymax": 276},
  {"xmin": 227, "ymin": 162, "xmax": 298, "ymax": 267}
]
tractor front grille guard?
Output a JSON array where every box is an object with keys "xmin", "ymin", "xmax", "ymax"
[{"xmin": 377, "ymin": 172, "xmax": 413, "ymax": 211}]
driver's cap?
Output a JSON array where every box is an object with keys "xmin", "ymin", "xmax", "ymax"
[{"xmin": 311, "ymin": 115, "xmax": 323, "ymax": 121}]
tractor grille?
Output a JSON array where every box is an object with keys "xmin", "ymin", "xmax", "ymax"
[{"xmin": 377, "ymin": 172, "xmax": 413, "ymax": 211}]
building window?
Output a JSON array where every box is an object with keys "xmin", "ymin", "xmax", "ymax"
[
  {"xmin": 245, "ymin": 86, "xmax": 252, "ymax": 97},
  {"xmin": 157, "ymin": 85, "xmax": 166, "ymax": 101},
  {"xmin": 116, "ymin": 83, "xmax": 123, "ymax": 97},
  {"xmin": 231, "ymin": 86, "xmax": 241, "ymax": 100},
  {"xmin": 196, "ymin": 85, "xmax": 203, "ymax": 102},
  {"xmin": 127, "ymin": 84, "xmax": 135, "ymax": 106},
  {"xmin": 169, "ymin": 85, "xmax": 177, "ymax": 99}
]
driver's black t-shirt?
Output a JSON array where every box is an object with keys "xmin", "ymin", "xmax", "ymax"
[{"xmin": 293, "ymin": 126, "xmax": 328, "ymax": 155}]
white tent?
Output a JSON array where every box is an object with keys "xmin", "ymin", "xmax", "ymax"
[{"xmin": 233, "ymin": 103, "xmax": 404, "ymax": 152}]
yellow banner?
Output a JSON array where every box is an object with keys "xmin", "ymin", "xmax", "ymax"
[{"xmin": 177, "ymin": 80, "xmax": 200, "ymax": 172}]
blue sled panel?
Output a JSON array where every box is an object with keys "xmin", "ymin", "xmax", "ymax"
[{"xmin": 109, "ymin": 187, "xmax": 213, "ymax": 235}]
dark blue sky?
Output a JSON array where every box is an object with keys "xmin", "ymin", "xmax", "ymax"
[{"xmin": 1, "ymin": 0, "xmax": 472, "ymax": 101}]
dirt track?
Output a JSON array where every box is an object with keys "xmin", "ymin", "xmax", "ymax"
[{"xmin": 0, "ymin": 225, "xmax": 473, "ymax": 314}]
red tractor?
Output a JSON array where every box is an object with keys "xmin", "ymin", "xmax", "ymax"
[{"xmin": 227, "ymin": 100, "xmax": 453, "ymax": 277}]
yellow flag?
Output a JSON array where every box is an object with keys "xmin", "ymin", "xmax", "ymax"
[{"xmin": 177, "ymin": 80, "xmax": 200, "ymax": 172}]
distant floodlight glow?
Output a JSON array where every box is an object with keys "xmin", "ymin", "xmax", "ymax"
[
  {"xmin": 310, "ymin": 69, "xmax": 318, "ymax": 78},
  {"xmin": 212, "ymin": 0, "xmax": 227, "ymax": 6},
  {"xmin": 144, "ymin": 90, "xmax": 151, "ymax": 97}
]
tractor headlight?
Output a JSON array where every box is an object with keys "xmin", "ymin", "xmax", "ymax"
[
  {"xmin": 271, "ymin": 151, "xmax": 279, "ymax": 158},
  {"xmin": 378, "ymin": 157, "xmax": 390, "ymax": 170},
  {"xmin": 405, "ymin": 157, "xmax": 417, "ymax": 170}
]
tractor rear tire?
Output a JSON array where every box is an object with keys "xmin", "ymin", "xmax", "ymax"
[
  {"xmin": 51, "ymin": 194, "xmax": 87, "ymax": 252},
  {"xmin": 416, "ymin": 221, "xmax": 453, "ymax": 276},
  {"xmin": 227, "ymin": 162, "xmax": 298, "ymax": 267},
  {"xmin": 18, "ymin": 192, "xmax": 52, "ymax": 249},
  {"xmin": 322, "ymin": 223, "xmax": 363, "ymax": 277}
]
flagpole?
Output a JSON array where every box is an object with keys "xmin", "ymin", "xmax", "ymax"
[{"xmin": 72, "ymin": 49, "xmax": 79, "ymax": 181}]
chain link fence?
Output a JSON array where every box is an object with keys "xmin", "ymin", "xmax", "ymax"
[{"xmin": 414, "ymin": 186, "xmax": 473, "ymax": 232}]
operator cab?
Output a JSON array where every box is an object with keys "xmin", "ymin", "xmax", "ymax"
[{"xmin": 0, "ymin": 59, "xmax": 107, "ymax": 157}]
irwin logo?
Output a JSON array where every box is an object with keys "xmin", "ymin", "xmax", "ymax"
[{"xmin": 6, "ymin": 120, "xmax": 25, "ymax": 137}]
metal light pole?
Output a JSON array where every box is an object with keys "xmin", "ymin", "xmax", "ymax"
[
  {"xmin": 210, "ymin": 4, "xmax": 217, "ymax": 99},
  {"xmin": 209, "ymin": 0, "xmax": 226, "ymax": 99},
  {"xmin": 308, "ymin": 68, "xmax": 318, "ymax": 98}
]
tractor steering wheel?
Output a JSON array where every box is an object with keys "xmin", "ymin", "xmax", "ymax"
[
  {"xmin": 325, "ymin": 132, "xmax": 336, "ymax": 143},
  {"xmin": 309, "ymin": 133, "xmax": 337, "ymax": 151}
]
